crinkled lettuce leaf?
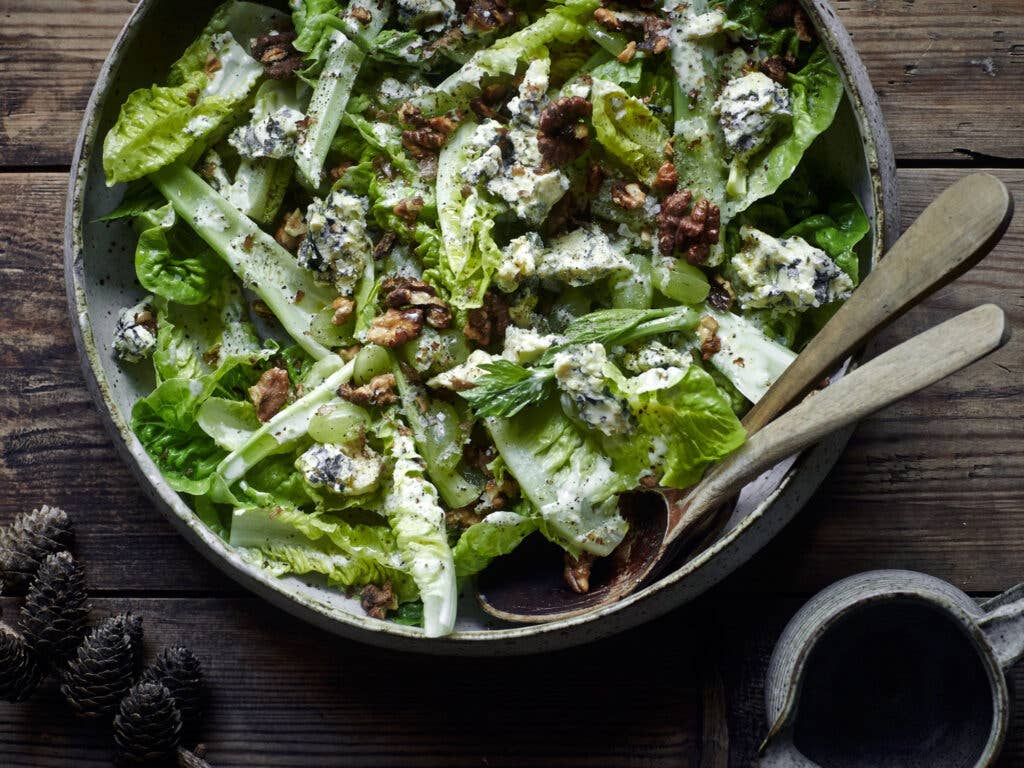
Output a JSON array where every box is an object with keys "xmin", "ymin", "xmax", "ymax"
[
  {"xmin": 607, "ymin": 365, "xmax": 746, "ymax": 489},
  {"xmin": 486, "ymin": 400, "xmax": 632, "ymax": 557},
  {"xmin": 434, "ymin": 121, "xmax": 502, "ymax": 309},
  {"xmin": 105, "ymin": 30, "xmax": 263, "ymax": 184},
  {"xmin": 383, "ymin": 430, "xmax": 458, "ymax": 637},
  {"xmin": 453, "ymin": 510, "xmax": 537, "ymax": 580},
  {"xmin": 230, "ymin": 504, "xmax": 417, "ymax": 600},
  {"xmin": 590, "ymin": 78, "xmax": 671, "ymax": 186},
  {"xmin": 134, "ymin": 204, "xmax": 227, "ymax": 305}
]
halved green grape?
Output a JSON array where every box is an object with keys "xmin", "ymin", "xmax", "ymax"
[
  {"xmin": 308, "ymin": 402, "xmax": 371, "ymax": 445},
  {"xmin": 353, "ymin": 344, "xmax": 392, "ymax": 385},
  {"xmin": 652, "ymin": 259, "xmax": 711, "ymax": 305}
]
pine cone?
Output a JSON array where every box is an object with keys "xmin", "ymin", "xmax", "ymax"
[
  {"xmin": 19, "ymin": 551, "xmax": 89, "ymax": 662},
  {"xmin": 0, "ymin": 624, "xmax": 43, "ymax": 702},
  {"xmin": 114, "ymin": 682, "xmax": 182, "ymax": 765},
  {"xmin": 60, "ymin": 613, "xmax": 139, "ymax": 719},
  {"xmin": 0, "ymin": 505, "xmax": 73, "ymax": 593},
  {"xmin": 140, "ymin": 647, "xmax": 204, "ymax": 732}
]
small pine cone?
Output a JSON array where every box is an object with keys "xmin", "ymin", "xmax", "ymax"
[
  {"xmin": 140, "ymin": 647, "xmax": 204, "ymax": 733},
  {"xmin": 0, "ymin": 624, "xmax": 43, "ymax": 702},
  {"xmin": 0, "ymin": 505, "xmax": 73, "ymax": 593},
  {"xmin": 60, "ymin": 614, "xmax": 139, "ymax": 719},
  {"xmin": 114, "ymin": 682, "xmax": 182, "ymax": 765},
  {"xmin": 19, "ymin": 551, "xmax": 89, "ymax": 662},
  {"xmin": 176, "ymin": 747, "xmax": 214, "ymax": 767}
]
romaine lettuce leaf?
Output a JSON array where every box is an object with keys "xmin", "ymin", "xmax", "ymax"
[
  {"xmin": 486, "ymin": 401, "xmax": 632, "ymax": 557},
  {"xmin": 607, "ymin": 365, "xmax": 746, "ymax": 488},
  {"xmin": 149, "ymin": 163, "xmax": 338, "ymax": 359},
  {"xmin": 105, "ymin": 31, "xmax": 262, "ymax": 184},
  {"xmin": 453, "ymin": 510, "xmax": 537, "ymax": 580},
  {"xmin": 590, "ymin": 78, "xmax": 671, "ymax": 186},
  {"xmin": 230, "ymin": 505, "xmax": 417, "ymax": 600},
  {"xmin": 383, "ymin": 430, "xmax": 458, "ymax": 637},
  {"xmin": 134, "ymin": 204, "xmax": 226, "ymax": 305}
]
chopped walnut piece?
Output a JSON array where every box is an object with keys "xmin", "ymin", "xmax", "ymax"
[
  {"xmin": 586, "ymin": 162, "xmax": 606, "ymax": 196},
  {"xmin": 464, "ymin": 0, "xmax": 514, "ymax": 32},
  {"xmin": 338, "ymin": 373, "xmax": 399, "ymax": 407},
  {"xmin": 470, "ymin": 83, "xmax": 513, "ymax": 122},
  {"xmin": 339, "ymin": 344, "xmax": 362, "ymax": 362},
  {"xmin": 592, "ymin": 7, "xmax": 621, "ymax": 29},
  {"xmin": 564, "ymin": 551, "xmax": 597, "ymax": 594},
  {"xmin": 275, "ymin": 208, "xmax": 307, "ymax": 252},
  {"xmin": 250, "ymin": 30, "xmax": 303, "ymax": 80},
  {"xmin": 759, "ymin": 55, "xmax": 793, "ymax": 83},
  {"xmin": 349, "ymin": 5, "xmax": 372, "ymax": 24},
  {"xmin": 329, "ymin": 161, "xmax": 353, "ymax": 181},
  {"xmin": 402, "ymin": 116, "xmax": 457, "ymax": 158},
  {"xmin": 538, "ymin": 96, "xmax": 593, "ymax": 167},
  {"xmin": 248, "ymin": 367, "xmax": 290, "ymax": 422},
  {"xmin": 463, "ymin": 291, "xmax": 509, "ymax": 347},
  {"xmin": 652, "ymin": 161, "xmax": 679, "ymax": 194},
  {"xmin": 360, "ymin": 582, "xmax": 398, "ymax": 620},
  {"xmin": 366, "ymin": 308, "xmax": 425, "ymax": 347},
  {"xmin": 638, "ymin": 15, "xmax": 671, "ymax": 55},
  {"xmin": 134, "ymin": 310, "xmax": 158, "ymax": 335},
  {"xmin": 446, "ymin": 505, "xmax": 486, "ymax": 530},
  {"xmin": 382, "ymin": 276, "xmax": 452, "ymax": 330},
  {"xmin": 611, "ymin": 182, "xmax": 646, "ymax": 210},
  {"xmin": 657, "ymin": 190, "xmax": 720, "ymax": 264},
  {"xmin": 331, "ymin": 297, "xmax": 355, "ymax": 326},
  {"xmin": 708, "ymin": 275, "xmax": 735, "ymax": 312},
  {"xmin": 393, "ymin": 196, "xmax": 425, "ymax": 223},
  {"xmin": 616, "ymin": 40, "xmax": 638, "ymax": 63},
  {"xmin": 373, "ymin": 231, "xmax": 397, "ymax": 260},
  {"xmin": 397, "ymin": 101, "xmax": 424, "ymax": 127},
  {"xmin": 698, "ymin": 315, "xmax": 721, "ymax": 360}
]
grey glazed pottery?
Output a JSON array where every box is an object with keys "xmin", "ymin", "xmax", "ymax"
[
  {"xmin": 760, "ymin": 571, "xmax": 1024, "ymax": 768},
  {"xmin": 64, "ymin": 0, "xmax": 898, "ymax": 654}
]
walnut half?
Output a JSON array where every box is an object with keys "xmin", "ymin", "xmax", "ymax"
[
  {"xmin": 657, "ymin": 190, "xmax": 721, "ymax": 265},
  {"xmin": 538, "ymin": 96, "xmax": 593, "ymax": 167},
  {"xmin": 248, "ymin": 367, "xmax": 290, "ymax": 422}
]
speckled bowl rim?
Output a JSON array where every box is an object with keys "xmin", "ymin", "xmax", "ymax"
[{"xmin": 65, "ymin": 0, "xmax": 898, "ymax": 655}]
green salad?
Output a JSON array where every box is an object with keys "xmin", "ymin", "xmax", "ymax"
[{"xmin": 101, "ymin": 0, "xmax": 868, "ymax": 636}]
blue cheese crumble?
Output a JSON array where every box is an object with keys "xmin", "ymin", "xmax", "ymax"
[
  {"xmin": 396, "ymin": 0, "xmax": 456, "ymax": 32},
  {"xmin": 296, "ymin": 442, "xmax": 384, "ymax": 496},
  {"xmin": 732, "ymin": 226, "xmax": 854, "ymax": 312},
  {"xmin": 536, "ymin": 224, "xmax": 634, "ymax": 287},
  {"xmin": 112, "ymin": 297, "xmax": 157, "ymax": 363},
  {"xmin": 552, "ymin": 343, "xmax": 632, "ymax": 436},
  {"xmin": 228, "ymin": 106, "xmax": 305, "ymax": 159},
  {"xmin": 619, "ymin": 341, "xmax": 693, "ymax": 374},
  {"xmin": 494, "ymin": 233, "xmax": 542, "ymax": 292},
  {"xmin": 714, "ymin": 72, "xmax": 792, "ymax": 156},
  {"xmin": 296, "ymin": 191, "xmax": 372, "ymax": 296}
]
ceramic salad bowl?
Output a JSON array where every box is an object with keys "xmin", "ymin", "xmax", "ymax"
[{"xmin": 65, "ymin": 0, "xmax": 898, "ymax": 654}]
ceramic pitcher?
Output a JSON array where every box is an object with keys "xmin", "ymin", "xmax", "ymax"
[{"xmin": 759, "ymin": 570, "xmax": 1024, "ymax": 768}]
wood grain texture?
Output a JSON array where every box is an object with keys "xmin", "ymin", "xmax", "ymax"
[
  {"xmin": 1, "ymin": 169, "xmax": 1021, "ymax": 594},
  {"xmin": 0, "ymin": 595, "xmax": 1021, "ymax": 767},
  {"xmin": 0, "ymin": 597, "xmax": 707, "ymax": 767},
  {"xmin": 1, "ymin": 1, "xmax": 1023, "ymax": 165}
]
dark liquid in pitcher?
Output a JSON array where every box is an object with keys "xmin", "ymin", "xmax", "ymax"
[{"xmin": 793, "ymin": 600, "xmax": 994, "ymax": 768}]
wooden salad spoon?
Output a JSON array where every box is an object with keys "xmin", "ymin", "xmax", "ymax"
[{"xmin": 476, "ymin": 173, "xmax": 1013, "ymax": 623}]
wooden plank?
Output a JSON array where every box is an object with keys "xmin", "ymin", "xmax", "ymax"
[
  {"xmin": 1, "ymin": 1, "xmax": 1023, "ymax": 166},
  {"xmin": 0, "ymin": 168, "xmax": 1021, "ymax": 593},
  {"xmin": 0, "ymin": 595, "xmax": 1021, "ymax": 766},
  {"xmin": 0, "ymin": 597, "xmax": 706, "ymax": 767},
  {"xmin": 837, "ymin": 0, "xmax": 1024, "ymax": 160}
]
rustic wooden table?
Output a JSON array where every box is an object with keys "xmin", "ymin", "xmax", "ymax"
[{"xmin": 1, "ymin": 1, "xmax": 1022, "ymax": 765}]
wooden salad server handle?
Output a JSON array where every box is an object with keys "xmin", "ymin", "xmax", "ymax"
[
  {"xmin": 477, "ymin": 173, "xmax": 1012, "ymax": 623},
  {"xmin": 479, "ymin": 305, "xmax": 1009, "ymax": 622}
]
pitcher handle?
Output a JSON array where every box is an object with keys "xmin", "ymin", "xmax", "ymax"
[
  {"xmin": 978, "ymin": 583, "xmax": 1024, "ymax": 669},
  {"xmin": 758, "ymin": 729, "xmax": 822, "ymax": 768}
]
